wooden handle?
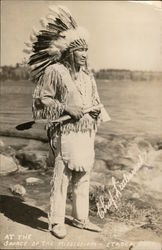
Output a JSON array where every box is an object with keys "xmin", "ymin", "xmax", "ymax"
[{"xmin": 49, "ymin": 104, "xmax": 103, "ymax": 123}]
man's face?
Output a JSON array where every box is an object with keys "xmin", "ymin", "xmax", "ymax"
[{"xmin": 73, "ymin": 48, "xmax": 88, "ymax": 66}]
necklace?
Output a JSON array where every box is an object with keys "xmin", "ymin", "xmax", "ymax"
[{"xmin": 74, "ymin": 71, "xmax": 87, "ymax": 107}]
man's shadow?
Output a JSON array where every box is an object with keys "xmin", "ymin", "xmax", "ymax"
[
  {"xmin": 0, "ymin": 195, "xmax": 48, "ymax": 231},
  {"xmin": 0, "ymin": 195, "xmax": 73, "ymax": 231}
]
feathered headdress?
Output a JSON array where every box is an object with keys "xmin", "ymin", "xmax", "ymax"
[{"xmin": 24, "ymin": 5, "xmax": 89, "ymax": 81}]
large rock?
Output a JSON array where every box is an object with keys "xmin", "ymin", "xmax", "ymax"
[
  {"xmin": 0, "ymin": 154, "xmax": 18, "ymax": 175},
  {"xmin": 15, "ymin": 150, "xmax": 47, "ymax": 169}
]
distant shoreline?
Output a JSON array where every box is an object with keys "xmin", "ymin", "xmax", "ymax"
[{"xmin": 1, "ymin": 64, "xmax": 162, "ymax": 82}]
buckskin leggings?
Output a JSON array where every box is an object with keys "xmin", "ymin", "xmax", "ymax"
[
  {"xmin": 47, "ymin": 129, "xmax": 95, "ymax": 228},
  {"xmin": 48, "ymin": 154, "xmax": 90, "ymax": 227}
]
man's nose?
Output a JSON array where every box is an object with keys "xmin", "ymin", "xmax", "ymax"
[{"xmin": 82, "ymin": 51, "xmax": 87, "ymax": 58}]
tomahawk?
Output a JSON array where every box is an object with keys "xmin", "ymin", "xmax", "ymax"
[{"xmin": 16, "ymin": 104, "xmax": 110, "ymax": 131}]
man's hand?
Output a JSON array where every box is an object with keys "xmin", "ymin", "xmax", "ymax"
[
  {"xmin": 65, "ymin": 105, "xmax": 84, "ymax": 120},
  {"xmin": 89, "ymin": 108, "xmax": 101, "ymax": 120}
]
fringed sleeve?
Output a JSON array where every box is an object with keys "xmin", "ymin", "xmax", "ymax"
[{"xmin": 32, "ymin": 65, "xmax": 67, "ymax": 121}]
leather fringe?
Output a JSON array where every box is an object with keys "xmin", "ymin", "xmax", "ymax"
[
  {"xmin": 61, "ymin": 118, "xmax": 97, "ymax": 134},
  {"xmin": 32, "ymin": 103, "xmax": 64, "ymax": 120}
]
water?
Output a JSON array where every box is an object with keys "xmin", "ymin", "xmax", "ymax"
[
  {"xmin": 0, "ymin": 79, "xmax": 161, "ymax": 138},
  {"xmin": 97, "ymin": 80, "xmax": 162, "ymax": 137}
]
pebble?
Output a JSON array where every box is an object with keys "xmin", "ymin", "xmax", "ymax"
[
  {"xmin": 9, "ymin": 184, "xmax": 26, "ymax": 196},
  {"xmin": 25, "ymin": 177, "xmax": 44, "ymax": 185}
]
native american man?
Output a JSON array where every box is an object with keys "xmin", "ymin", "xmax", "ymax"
[{"xmin": 25, "ymin": 5, "xmax": 110, "ymax": 238}]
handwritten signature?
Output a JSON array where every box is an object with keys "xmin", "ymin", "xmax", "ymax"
[{"xmin": 96, "ymin": 155, "xmax": 144, "ymax": 219}]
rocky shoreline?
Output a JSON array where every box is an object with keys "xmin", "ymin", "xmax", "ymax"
[{"xmin": 0, "ymin": 133, "xmax": 162, "ymax": 249}]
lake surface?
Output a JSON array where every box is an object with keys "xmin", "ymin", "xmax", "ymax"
[{"xmin": 0, "ymin": 79, "xmax": 162, "ymax": 138}]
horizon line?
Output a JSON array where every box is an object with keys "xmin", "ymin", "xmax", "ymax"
[{"xmin": 1, "ymin": 64, "xmax": 162, "ymax": 73}]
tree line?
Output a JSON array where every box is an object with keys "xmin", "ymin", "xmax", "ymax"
[
  {"xmin": 1, "ymin": 64, "xmax": 162, "ymax": 81},
  {"xmin": 0, "ymin": 64, "xmax": 30, "ymax": 81},
  {"xmin": 94, "ymin": 69, "xmax": 162, "ymax": 81}
]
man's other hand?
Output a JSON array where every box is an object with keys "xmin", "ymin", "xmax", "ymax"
[{"xmin": 89, "ymin": 108, "xmax": 101, "ymax": 119}]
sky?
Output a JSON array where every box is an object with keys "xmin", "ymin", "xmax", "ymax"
[{"xmin": 1, "ymin": 0, "xmax": 162, "ymax": 71}]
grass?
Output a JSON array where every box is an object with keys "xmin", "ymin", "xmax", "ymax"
[{"xmin": 88, "ymin": 184, "xmax": 162, "ymax": 235}]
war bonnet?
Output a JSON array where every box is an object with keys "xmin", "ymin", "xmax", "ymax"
[{"xmin": 24, "ymin": 5, "xmax": 89, "ymax": 81}]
